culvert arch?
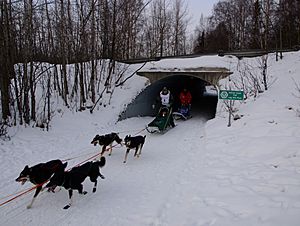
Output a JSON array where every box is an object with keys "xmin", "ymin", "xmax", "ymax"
[{"xmin": 119, "ymin": 73, "xmax": 225, "ymax": 121}]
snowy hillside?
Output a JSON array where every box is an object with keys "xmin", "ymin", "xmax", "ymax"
[{"xmin": 0, "ymin": 51, "xmax": 300, "ymax": 226}]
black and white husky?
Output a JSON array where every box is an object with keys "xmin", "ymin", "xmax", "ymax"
[
  {"xmin": 46, "ymin": 157, "xmax": 106, "ymax": 209},
  {"xmin": 91, "ymin": 132, "xmax": 122, "ymax": 156},
  {"xmin": 15, "ymin": 159, "xmax": 64, "ymax": 209},
  {"xmin": 123, "ymin": 135, "xmax": 146, "ymax": 163}
]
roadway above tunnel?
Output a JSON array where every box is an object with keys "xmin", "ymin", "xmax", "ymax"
[{"xmin": 137, "ymin": 67, "xmax": 232, "ymax": 86}]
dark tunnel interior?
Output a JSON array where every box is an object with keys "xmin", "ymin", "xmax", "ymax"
[{"xmin": 119, "ymin": 75, "xmax": 218, "ymax": 121}]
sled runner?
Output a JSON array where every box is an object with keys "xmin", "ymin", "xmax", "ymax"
[{"xmin": 146, "ymin": 107, "xmax": 174, "ymax": 133}]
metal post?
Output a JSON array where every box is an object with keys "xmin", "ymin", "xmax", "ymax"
[{"xmin": 228, "ymin": 100, "xmax": 232, "ymax": 127}]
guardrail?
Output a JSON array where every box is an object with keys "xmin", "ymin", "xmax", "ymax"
[{"xmin": 119, "ymin": 48, "xmax": 299, "ymax": 64}]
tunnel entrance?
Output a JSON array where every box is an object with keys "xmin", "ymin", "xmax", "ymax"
[{"xmin": 119, "ymin": 74, "xmax": 218, "ymax": 121}]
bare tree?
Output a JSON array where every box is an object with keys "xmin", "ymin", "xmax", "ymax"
[
  {"xmin": 292, "ymin": 77, "xmax": 300, "ymax": 117},
  {"xmin": 171, "ymin": 0, "xmax": 188, "ymax": 55},
  {"xmin": 233, "ymin": 59, "xmax": 263, "ymax": 99},
  {"xmin": 0, "ymin": 0, "xmax": 15, "ymax": 122},
  {"xmin": 150, "ymin": 0, "xmax": 171, "ymax": 57},
  {"xmin": 56, "ymin": 0, "xmax": 69, "ymax": 107}
]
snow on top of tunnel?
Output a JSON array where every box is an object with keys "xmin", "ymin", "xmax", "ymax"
[{"xmin": 139, "ymin": 55, "xmax": 235, "ymax": 72}]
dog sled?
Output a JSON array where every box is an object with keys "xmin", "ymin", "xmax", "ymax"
[
  {"xmin": 172, "ymin": 105, "xmax": 191, "ymax": 120},
  {"xmin": 146, "ymin": 106, "xmax": 174, "ymax": 133}
]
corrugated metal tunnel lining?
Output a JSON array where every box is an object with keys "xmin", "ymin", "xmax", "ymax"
[{"xmin": 119, "ymin": 74, "xmax": 218, "ymax": 121}]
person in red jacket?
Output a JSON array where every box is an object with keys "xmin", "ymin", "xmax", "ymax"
[
  {"xmin": 179, "ymin": 88, "xmax": 192, "ymax": 107},
  {"xmin": 179, "ymin": 88, "xmax": 192, "ymax": 118}
]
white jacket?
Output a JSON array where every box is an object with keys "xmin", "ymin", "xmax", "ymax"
[{"xmin": 160, "ymin": 91, "xmax": 170, "ymax": 106}]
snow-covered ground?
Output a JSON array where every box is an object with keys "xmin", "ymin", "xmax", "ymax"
[{"xmin": 1, "ymin": 52, "xmax": 300, "ymax": 226}]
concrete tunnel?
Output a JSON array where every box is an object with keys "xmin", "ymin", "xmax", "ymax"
[{"xmin": 118, "ymin": 74, "xmax": 219, "ymax": 121}]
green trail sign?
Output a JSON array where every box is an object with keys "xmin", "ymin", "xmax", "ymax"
[{"xmin": 219, "ymin": 90, "xmax": 244, "ymax": 100}]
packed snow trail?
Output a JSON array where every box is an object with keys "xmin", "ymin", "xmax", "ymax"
[
  {"xmin": 0, "ymin": 116, "xmax": 207, "ymax": 226},
  {"xmin": 83, "ymin": 115, "xmax": 208, "ymax": 226},
  {"xmin": 1, "ymin": 113, "xmax": 300, "ymax": 226}
]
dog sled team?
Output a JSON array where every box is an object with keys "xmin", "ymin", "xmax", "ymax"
[
  {"xmin": 14, "ymin": 86, "xmax": 192, "ymax": 209},
  {"xmin": 15, "ymin": 132, "xmax": 146, "ymax": 209}
]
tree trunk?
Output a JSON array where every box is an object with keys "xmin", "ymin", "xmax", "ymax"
[
  {"xmin": 29, "ymin": 62, "xmax": 36, "ymax": 121},
  {"xmin": 79, "ymin": 62, "xmax": 85, "ymax": 109},
  {"xmin": 0, "ymin": 0, "xmax": 13, "ymax": 121},
  {"xmin": 47, "ymin": 72, "xmax": 51, "ymax": 131},
  {"xmin": 13, "ymin": 67, "xmax": 23, "ymax": 125},
  {"xmin": 0, "ymin": 63, "xmax": 11, "ymax": 121},
  {"xmin": 23, "ymin": 63, "xmax": 30, "ymax": 124},
  {"xmin": 262, "ymin": 55, "xmax": 268, "ymax": 91}
]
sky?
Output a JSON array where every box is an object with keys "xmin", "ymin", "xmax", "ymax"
[
  {"xmin": 1, "ymin": 50, "xmax": 300, "ymax": 225},
  {"xmin": 187, "ymin": 0, "xmax": 220, "ymax": 32}
]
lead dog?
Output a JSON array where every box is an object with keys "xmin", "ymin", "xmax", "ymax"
[
  {"xmin": 123, "ymin": 135, "xmax": 146, "ymax": 163},
  {"xmin": 91, "ymin": 132, "xmax": 122, "ymax": 156},
  {"xmin": 15, "ymin": 159, "xmax": 64, "ymax": 209},
  {"xmin": 46, "ymin": 156, "xmax": 106, "ymax": 209}
]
